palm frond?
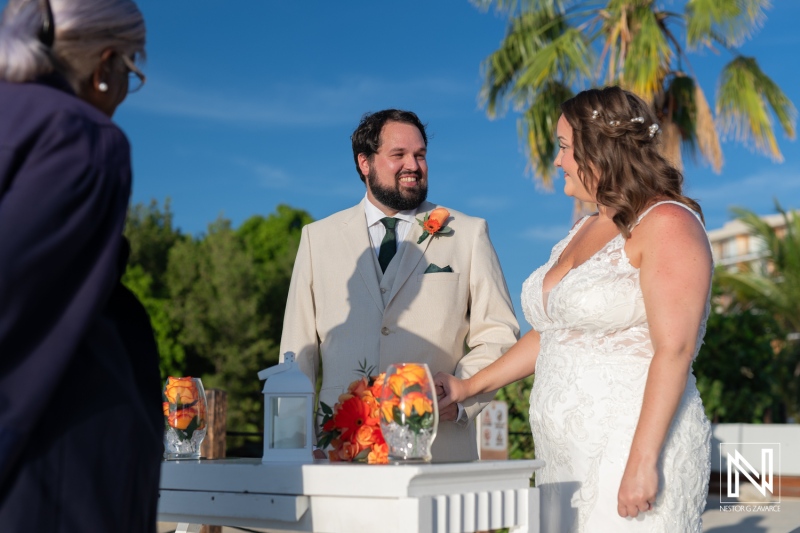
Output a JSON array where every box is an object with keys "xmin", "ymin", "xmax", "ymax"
[
  {"xmin": 694, "ymin": 82, "xmax": 723, "ymax": 172},
  {"xmin": 521, "ymin": 81, "xmax": 574, "ymax": 188},
  {"xmin": 717, "ymin": 56, "xmax": 797, "ymax": 161},
  {"xmin": 621, "ymin": 6, "xmax": 672, "ymax": 100},
  {"xmin": 686, "ymin": 0, "xmax": 769, "ymax": 50},
  {"xmin": 481, "ymin": 9, "xmax": 572, "ymax": 117},
  {"xmin": 515, "ymin": 27, "xmax": 593, "ymax": 89},
  {"xmin": 659, "ymin": 119, "xmax": 683, "ymax": 171},
  {"xmin": 660, "ymin": 74, "xmax": 723, "ymax": 172}
]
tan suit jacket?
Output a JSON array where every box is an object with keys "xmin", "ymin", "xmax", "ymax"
[{"xmin": 279, "ymin": 199, "xmax": 519, "ymax": 461}]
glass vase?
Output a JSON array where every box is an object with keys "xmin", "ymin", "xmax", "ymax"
[
  {"xmin": 379, "ymin": 363, "xmax": 438, "ymax": 463},
  {"xmin": 162, "ymin": 376, "xmax": 208, "ymax": 460}
]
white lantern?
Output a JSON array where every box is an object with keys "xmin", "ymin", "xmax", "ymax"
[{"xmin": 258, "ymin": 352, "xmax": 314, "ymax": 463}]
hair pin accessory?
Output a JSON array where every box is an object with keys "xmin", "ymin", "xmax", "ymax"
[
  {"xmin": 609, "ymin": 120, "xmax": 620, "ymax": 127},
  {"xmin": 591, "ymin": 110, "xmax": 599, "ymax": 120},
  {"xmin": 648, "ymin": 123, "xmax": 660, "ymax": 138},
  {"xmin": 631, "ymin": 116, "xmax": 645, "ymax": 123}
]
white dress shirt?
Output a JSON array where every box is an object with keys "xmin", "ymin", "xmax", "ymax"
[{"xmin": 363, "ymin": 195, "xmax": 419, "ymax": 260}]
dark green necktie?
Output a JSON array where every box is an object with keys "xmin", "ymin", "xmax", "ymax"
[{"xmin": 378, "ymin": 217, "xmax": 398, "ymax": 273}]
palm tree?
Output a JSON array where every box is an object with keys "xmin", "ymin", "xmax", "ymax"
[
  {"xmin": 474, "ymin": 0, "xmax": 796, "ymax": 192},
  {"xmin": 715, "ymin": 204, "xmax": 800, "ymax": 421}
]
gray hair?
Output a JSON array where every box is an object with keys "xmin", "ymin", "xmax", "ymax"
[{"xmin": 0, "ymin": 0, "xmax": 145, "ymax": 92}]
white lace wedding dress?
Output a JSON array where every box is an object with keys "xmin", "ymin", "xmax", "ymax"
[{"xmin": 521, "ymin": 201, "xmax": 711, "ymax": 532}]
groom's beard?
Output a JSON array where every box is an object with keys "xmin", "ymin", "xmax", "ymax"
[{"xmin": 367, "ymin": 167, "xmax": 427, "ymax": 211}]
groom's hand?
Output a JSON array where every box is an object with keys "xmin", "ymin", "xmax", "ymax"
[{"xmin": 438, "ymin": 401, "xmax": 458, "ymax": 421}]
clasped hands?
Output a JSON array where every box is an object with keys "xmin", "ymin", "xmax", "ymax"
[{"xmin": 433, "ymin": 371, "xmax": 468, "ymax": 422}]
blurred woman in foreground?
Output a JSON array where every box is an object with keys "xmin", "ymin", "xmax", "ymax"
[{"xmin": 0, "ymin": 0, "xmax": 162, "ymax": 530}]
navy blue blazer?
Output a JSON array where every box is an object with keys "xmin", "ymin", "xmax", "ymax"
[{"xmin": 0, "ymin": 77, "xmax": 162, "ymax": 531}]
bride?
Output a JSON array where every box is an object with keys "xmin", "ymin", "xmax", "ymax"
[{"xmin": 435, "ymin": 86, "xmax": 712, "ymax": 532}]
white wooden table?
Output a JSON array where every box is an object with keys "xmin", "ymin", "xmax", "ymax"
[{"xmin": 158, "ymin": 458, "xmax": 544, "ymax": 533}]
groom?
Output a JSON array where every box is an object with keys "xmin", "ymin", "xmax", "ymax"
[{"xmin": 279, "ymin": 109, "xmax": 519, "ymax": 462}]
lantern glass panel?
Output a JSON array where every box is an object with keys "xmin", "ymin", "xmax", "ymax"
[{"xmin": 270, "ymin": 396, "xmax": 307, "ymax": 449}]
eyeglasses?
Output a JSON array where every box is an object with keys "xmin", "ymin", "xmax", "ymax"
[
  {"xmin": 38, "ymin": 0, "xmax": 55, "ymax": 47},
  {"xmin": 120, "ymin": 54, "xmax": 146, "ymax": 93}
]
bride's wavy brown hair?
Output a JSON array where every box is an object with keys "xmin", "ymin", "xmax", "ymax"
[{"xmin": 561, "ymin": 86, "xmax": 703, "ymax": 238}]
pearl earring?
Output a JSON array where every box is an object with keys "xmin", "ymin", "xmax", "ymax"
[{"xmin": 98, "ymin": 82, "xmax": 108, "ymax": 93}]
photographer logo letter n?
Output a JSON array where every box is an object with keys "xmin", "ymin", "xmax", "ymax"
[{"xmin": 727, "ymin": 448, "xmax": 773, "ymax": 498}]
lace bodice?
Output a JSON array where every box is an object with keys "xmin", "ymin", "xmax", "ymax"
[{"xmin": 522, "ymin": 201, "xmax": 710, "ymax": 361}]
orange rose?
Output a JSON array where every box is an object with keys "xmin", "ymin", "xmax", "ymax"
[
  {"xmin": 336, "ymin": 392, "xmax": 354, "ymax": 406},
  {"xmin": 368, "ymin": 442, "xmax": 389, "ymax": 464},
  {"xmin": 338, "ymin": 440, "xmax": 361, "ymax": 461},
  {"xmin": 347, "ymin": 377, "xmax": 370, "ymax": 397},
  {"xmin": 380, "ymin": 396, "xmax": 399, "ymax": 423},
  {"xmin": 423, "ymin": 208, "xmax": 449, "ymax": 234},
  {"xmin": 370, "ymin": 372, "xmax": 386, "ymax": 398},
  {"xmin": 162, "ymin": 401, "xmax": 170, "ymax": 417},
  {"xmin": 354, "ymin": 424, "xmax": 378, "ymax": 448},
  {"xmin": 386, "ymin": 373, "xmax": 407, "ymax": 398},
  {"xmin": 361, "ymin": 394, "xmax": 381, "ymax": 420},
  {"xmin": 164, "ymin": 376, "xmax": 198, "ymax": 405},
  {"xmin": 167, "ymin": 406, "xmax": 198, "ymax": 430},
  {"xmin": 402, "ymin": 391, "xmax": 433, "ymax": 417},
  {"xmin": 397, "ymin": 364, "xmax": 428, "ymax": 388}
]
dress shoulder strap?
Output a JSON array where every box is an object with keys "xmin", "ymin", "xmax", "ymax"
[{"xmin": 634, "ymin": 200, "xmax": 702, "ymax": 228}]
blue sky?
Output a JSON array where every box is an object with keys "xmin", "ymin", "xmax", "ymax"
[{"xmin": 41, "ymin": 1, "xmax": 800, "ymax": 328}]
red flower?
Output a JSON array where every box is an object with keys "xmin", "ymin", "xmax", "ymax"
[{"xmin": 332, "ymin": 396, "xmax": 375, "ymax": 442}]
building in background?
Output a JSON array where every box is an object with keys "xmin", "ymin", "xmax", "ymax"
[{"xmin": 708, "ymin": 213, "xmax": 793, "ymax": 273}]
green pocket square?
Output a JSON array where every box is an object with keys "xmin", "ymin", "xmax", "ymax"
[{"xmin": 424, "ymin": 263, "xmax": 453, "ymax": 273}]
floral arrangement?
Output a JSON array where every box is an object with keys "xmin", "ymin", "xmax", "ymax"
[
  {"xmin": 378, "ymin": 363, "xmax": 435, "ymax": 434},
  {"xmin": 318, "ymin": 364, "xmax": 388, "ymax": 464},
  {"xmin": 417, "ymin": 207, "xmax": 452, "ymax": 243},
  {"xmin": 162, "ymin": 376, "xmax": 206, "ymax": 438}
]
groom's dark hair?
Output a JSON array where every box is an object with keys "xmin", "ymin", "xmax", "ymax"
[{"xmin": 351, "ymin": 109, "xmax": 428, "ymax": 183}]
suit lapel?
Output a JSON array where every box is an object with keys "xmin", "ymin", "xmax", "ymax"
[
  {"xmin": 342, "ymin": 202, "xmax": 385, "ymax": 312},
  {"xmin": 387, "ymin": 202, "xmax": 435, "ymax": 305}
]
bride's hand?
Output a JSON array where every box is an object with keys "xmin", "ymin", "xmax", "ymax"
[
  {"xmin": 617, "ymin": 458, "xmax": 658, "ymax": 518},
  {"xmin": 433, "ymin": 372, "xmax": 468, "ymax": 411}
]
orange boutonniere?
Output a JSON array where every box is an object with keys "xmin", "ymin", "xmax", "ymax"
[{"xmin": 416, "ymin": 207, "xmax": 453, "ymax": 244}]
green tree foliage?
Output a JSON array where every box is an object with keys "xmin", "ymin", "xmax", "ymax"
[
  {"xmin": 695, "ymin": 284, "xmax": 784, "ymax": 423},
  {"xmin": 495, "ymin": 376, "xmax": 535, "ymax": 459},
  {"xmin": 714, "ymin": 205, "xmax": 800, "ymax": 421},
  {"xmin": 238, "ymin": 205, "xmax": 313, "ymax": 348},
  {"xmin": 123, "ymin": 201, "xmax": 312, "ymax": 441},
  {"xmin": 165, "ymin": 207, "xmax": 312, "ymax": 435},
  {"xmin": 473, "ymin": 0, "xmax": 796, "ymax": 189},
  {"xmin": 123, "ymin": 199, "xmax": 186, "ymax": 378}
]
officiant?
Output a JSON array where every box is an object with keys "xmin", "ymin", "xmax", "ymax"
[{"xmin": 0, "ymin": 0, "xmax": 162, "ymax": 530}]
